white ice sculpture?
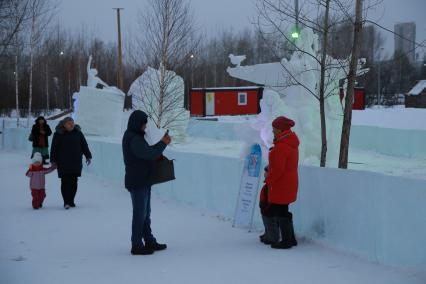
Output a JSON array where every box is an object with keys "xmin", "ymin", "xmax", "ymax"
[
  {"xmin": 128, "ymin": 66, "xmax": 189, "ymax": 141},
  {"xmin": 71, "ymin": 55, "xmax": 125, "ymax": 137},
  {"xmin": 228, "ymin": 54, "xmax": 246, "ymax": 67},
  {"xmin": 87, "ymin": 55, "xmax": 109, "ymax": 89},
  {"xmin": 227, "ymin": 28, "xmax": 367, "ymax": 165}
]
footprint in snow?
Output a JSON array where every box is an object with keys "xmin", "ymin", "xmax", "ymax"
[{"xmin": 12, "ymin": 255, "xmax": 26, "ymax": 261}]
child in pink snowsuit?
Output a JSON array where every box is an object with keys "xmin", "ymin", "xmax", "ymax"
[{"xmin": 26, "ymin": 152, "xmax": 56, "ymax": 209}]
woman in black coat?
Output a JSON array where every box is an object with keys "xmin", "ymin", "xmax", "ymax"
[
  {"xmin": 30, "ymin": 116, "xmax": 52, "ymax": 164},
  {"xmin": 50, "ymin": 117, "xmax": 92, "ymax": 209}
]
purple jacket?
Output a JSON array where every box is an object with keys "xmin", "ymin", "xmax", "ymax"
[{"xmin": 26, "ymin": 165, "xmax": 56, "ymax": 190}]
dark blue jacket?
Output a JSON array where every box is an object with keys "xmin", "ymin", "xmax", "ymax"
[
  {"xmin": 50, "ymin": 122, "xmax": 92, "ymax": 178},
  {"xmin": 122, "ymin": 110, "xmax": 167, "ymax": 190}
]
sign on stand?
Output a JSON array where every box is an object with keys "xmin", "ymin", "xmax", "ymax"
[{"xmin": 233, "ymin": 143, "xmax": 262, "ymax": 231}]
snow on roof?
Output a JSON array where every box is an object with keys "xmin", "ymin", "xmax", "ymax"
[
  {"xmin": 191, "ymin": 86, "xmax": 262, "ymax": 91},
  {"xmin": 408, "ymin": 80, "xmax": 426, "ymax": 96}
]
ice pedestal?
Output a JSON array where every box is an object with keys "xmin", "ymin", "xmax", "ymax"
[{"xmin": 73, "ymin": 86, "xmax": 124, "ymax": 137}]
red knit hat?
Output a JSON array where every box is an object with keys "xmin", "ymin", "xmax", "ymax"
[{"xmin": 272, "ymin": 116, "xmax": 295, "ymax": 131}]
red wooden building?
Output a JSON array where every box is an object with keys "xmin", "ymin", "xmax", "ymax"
[
  {"xmin": 339, "ymin": 87, "xmax": 366, "ymax": 110},
  {"xmin": 190, "ymin": 87, "xmax": 264, "ymax": 117}
]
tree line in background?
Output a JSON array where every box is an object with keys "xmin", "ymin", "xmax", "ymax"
[
  {"xmin": 1, "ymin": 0, "xmax": 425, "ymax": 117},
  {"xmin": 0, "ymin": 0, "xmax": 288, "ymax": 117}
]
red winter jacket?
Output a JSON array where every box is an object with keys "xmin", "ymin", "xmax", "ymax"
[{"xmin": 265, "ymin": 130, "xmax": 299, "ymax": 205}]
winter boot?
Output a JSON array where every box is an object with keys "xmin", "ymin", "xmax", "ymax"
[
  {"xmin": 260, "ymin": 215, "xmax": 279, "ymax": 244},
  {"xmin": 131, "ymin": 245, "xmax": 154, "ymax": 255},
  {"xmin": 145, "ymin": 241, "xmax": 167, "ymax": 251},
  {"xmin": 271, "ymin": 216, "xmax": 295, "ymax": 249},
  {"xmin": 288, "ymin": 212, "xmax": 297, "ymax": 247}
]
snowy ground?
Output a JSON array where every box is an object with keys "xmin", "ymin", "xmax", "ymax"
[
  {"xmin": 1, "ymin": 150, "xmax": 425, "ymax": 284},
  {"xmin": 352, "ymin": 106, "xmax": 426, "ymax": 130}
]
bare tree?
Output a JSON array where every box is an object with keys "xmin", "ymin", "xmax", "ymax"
[
  {"xmin": 11, "ymin": 0, "xmax": 28, "ymax": 122},
  {"xmin": 318, "ymin": 0, "xmax": 331, "ymax": 167},
  {"xmin": 133, "ymin": 0, "xmax": 200, "ymax": 131},
  {"xmin": 27, "ymin": 0, "xmax": 56, "ymax": 126},
  {"xmin": 255, "ymin": 0, "xmax": 350, "ymax": 167},
  {"xmin": 0, "ymin": 0, "xmax": 30, "ymax": 57},
  {"xmin": 338, "ymin": 0, "xmax": 363, "ymax": 168}
]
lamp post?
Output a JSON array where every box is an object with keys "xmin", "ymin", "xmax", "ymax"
[
  {"xmin": 190, "ymin": 53, "xmax": 195, "ymax": 89},
  {"xmin": 292, "ymin": 0, "xmax": 300, "ymax": 40},
  {"xmin": 113, "ymin": 8, "xmax": 127, "ymax": 110},
  {"xmin": 377, "ymin": 47, "xmax": 384, "ymax": 105}
]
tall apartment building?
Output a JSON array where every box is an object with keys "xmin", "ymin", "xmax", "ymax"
[{"xmin": 394, "ymin": 22, "xmax": 416, "ymax": 63}]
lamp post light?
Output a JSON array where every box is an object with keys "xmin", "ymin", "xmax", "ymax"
[{"xmin": 377, "ymin": 47, "xmax": 384, "ymax": 105}]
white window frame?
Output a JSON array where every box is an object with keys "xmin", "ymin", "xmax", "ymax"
[{"xmin": 238, "ymin": 92, "xmax": 247, "ymax": 106}]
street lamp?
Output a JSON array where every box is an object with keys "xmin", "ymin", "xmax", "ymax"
[
  {"xmin": 292, "ymin": 0, "xmax": 299, "ymax": 40},
  {"xmin": 377, "ymin": 47, "xmax": 384, "ymax": 105},
  {"xmin": 60, "ymin": 51, "xmax": 64, "ymax": 56}
]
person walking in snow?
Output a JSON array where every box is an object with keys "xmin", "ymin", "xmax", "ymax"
[
  {"xmin": 30, "ymin": 116, "xmax": 52, "ymax": 164},
  {"xmin": 50, "ymin": 117, "xmax": 92, "ymax": 209},
  {"xmin": 122, "ymin": 110, "xmax": 171, "ymax": 255},
  {"xmin": 26, "ymin": 152, "xmax": 56, "ymax": 209},
  {"xmin": 263, "ymin": 116, "xmax": 299, "ymax": 249}
]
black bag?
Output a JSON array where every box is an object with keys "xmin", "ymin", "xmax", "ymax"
[
  {"xmin": 151, "ymin": 155, "xmax": 175, "ymax": 185},
  {"xmin": 28, "ymin": 132, "xmax": 33, "ymax": 142}
]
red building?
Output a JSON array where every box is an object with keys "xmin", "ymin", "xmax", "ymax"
[
  {"xmin": 339, "ymin": 87, "xmax": 366, "ymax": 110},
  {"xmin": 190, "ymin": 87, "xmax": 264, "ymax": 117}
]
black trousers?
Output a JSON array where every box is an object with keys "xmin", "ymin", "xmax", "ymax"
[
  {"xmin": 261, "ymin": 204, "xmax": 289, "ymax": 217},
  {"xmin": 61, "ymin": 175, "xmax": 78, "ymax": 206}
]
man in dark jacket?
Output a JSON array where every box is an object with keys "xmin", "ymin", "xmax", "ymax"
[
  {"xmin": 122, "ymin": 110, "xmax": 171, "ymax": 255},
  {"xmin": 50, "ymin": 117, "xmax": 92, "ymax": 209}
]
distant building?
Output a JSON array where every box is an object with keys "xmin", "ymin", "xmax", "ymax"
[
  {"xmin": 394, "ymin": 22, "xmax": 416, "ymax": 63},
  {"xmin": 189, "ymin": 87, "xmax": 263, "ymax": 117},
  {"xmin": 329, "ymin": 23, "xmax": 376, "ymax": 64},
  {"xmin": 360, "ymin": 25, "xmax": 375, "ymax": 64},
  {"xmin": 405, "ymin": 80, "xmax": 426, "ymax": 108}
]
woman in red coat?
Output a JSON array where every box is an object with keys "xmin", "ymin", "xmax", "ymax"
[{"xmin": 264, "ymin": 116, "xmax": 299, "ymax": 249}]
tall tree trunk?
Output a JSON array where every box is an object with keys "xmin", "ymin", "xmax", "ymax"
[
  {"xmin": 28, "ymin": 7, "xmax": 36, "ymax": 127},
  {"xmin": 319, "ymin": 0, "xmax": 330, "ymax": 167},
  {"xmin": 15, "ymin": 47, "xmax": 20, "ymax": 125},
  {"xmin": 68, "ymin": 71, "xmax": 71, "ymax": 109},
  {"xmin": 28, "ymin": 49, "xmax": 33, "ymax": 126},
  {"xmin": 46, "ymin": 63, "xmax": 49, "ymax": 112},
  {"xmin": 338, "ymin": 0, "xmax": 363, "ymax": 168},
  {"xmin": 158, "ymin": 62, "xmax": 166, "ymax": 127}
]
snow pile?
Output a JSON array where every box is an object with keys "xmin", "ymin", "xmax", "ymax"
[
  {"xmin": 128, "ymin": 66, "xmax": 189, "ymax": 141},
  {"xmin": 72, "ymin": 86, "xmax": 124, "ymax": 137},
  {"xmin": 227, "ymin": 28, "xmax": 349, "ymax": 165}
]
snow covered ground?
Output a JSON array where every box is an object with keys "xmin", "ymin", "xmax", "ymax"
[
  {"xmin": 1, "ymin": 150, "xmax": 425, "ymax": 284},
  {"xmin": 352, "ymin": 106, "xmax": 426, "ymax": 130}
]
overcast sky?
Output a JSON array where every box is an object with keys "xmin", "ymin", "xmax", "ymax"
[{"xmin": 58, "ymin": 0, "xmax": 426, "ymax": 59}]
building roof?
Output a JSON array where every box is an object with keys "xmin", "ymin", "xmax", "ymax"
[{"xmin": 408, "ymin": 80, "xmax": 426, "ymax": 96}]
